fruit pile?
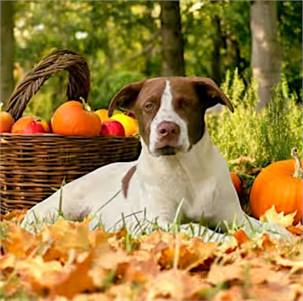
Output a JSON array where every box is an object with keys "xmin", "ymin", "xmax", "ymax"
[{"xmin": 0, "ymin": 100, "xmax": 138, "ymax": 137}]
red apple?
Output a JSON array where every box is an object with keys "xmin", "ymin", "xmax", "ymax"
[
  {"xmin": 100, "ymin": 120, "xmax": 125, "ymax": 137},
  {"xmin": 23, "ymin": 120, "xmax": 46, "ymax": 134},
  {"xmin": 12, "ymin": 116, "xmax": 50, "ymax": 134}
]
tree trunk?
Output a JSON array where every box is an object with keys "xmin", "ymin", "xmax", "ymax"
[
  {"xmin": 1, "ymin": 1, "xmax": 15, "ymax": 106},
  {"xmin": 159, "ymin": 0, "xmax": 185, "ymax": 76},
  {"xmin": 250, "ymin": 0, "xmax": 281, "ymax": 111},
  {"xmin": 211, "ymin": 15, "xmax": 222, "ymax": 84}
]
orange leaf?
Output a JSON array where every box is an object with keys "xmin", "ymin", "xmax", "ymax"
[
  {"xmin": 42, "ymin": 218, "xmax": 91, "ymax": 262},
  {"xmin": 233, "ymin": 229, "xmax": 249, "ymax": 246},
  {"xmin": 2, "ymin": 222, "xmax": 40, "ymax": 258},
  {"xmin": 287, "ymin": 224, "xmax": 303, "ymax": 236},
  {"xmin": 146, "ymin": 270, "xmax": 209, "ymax": 300}
]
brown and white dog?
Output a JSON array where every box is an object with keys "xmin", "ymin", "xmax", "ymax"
[{"xmin": 22, "ymin": 77, "xmax": 290, "ymax": 240}]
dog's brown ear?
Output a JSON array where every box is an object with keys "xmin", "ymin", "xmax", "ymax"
[
  {"xmin": 189, "ymin": 77, "xmax": 234, "ymax": 112},
  {"xmin": 108, "ymin": 80, "xmax": 145, "ymax": 117}
]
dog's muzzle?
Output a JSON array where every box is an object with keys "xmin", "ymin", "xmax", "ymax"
[{"xmin": 154, "ymin": 121, "xmax": 182, "ymax": 156}]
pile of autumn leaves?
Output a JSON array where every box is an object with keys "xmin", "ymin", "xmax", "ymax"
[{"xmin": 1, "ymin": 212, "xmax": 302, "ymax": 301}]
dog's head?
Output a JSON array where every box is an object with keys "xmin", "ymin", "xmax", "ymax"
[{"xmin": 109, "ymin": 77, "xmax": 233, "ymax": 157}]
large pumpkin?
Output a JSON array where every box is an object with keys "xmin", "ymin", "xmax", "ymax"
[
  {"xmin": 249, "ymin": 149, "xmax": 303, "ymax": 224},
  {"xmin": 51, "ymin": 100, "xmax": 101, "ymax": 136}
]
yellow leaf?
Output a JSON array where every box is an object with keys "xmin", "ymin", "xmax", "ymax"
[{"xmin": 260, "ymin": 206, "xmax": 296, "ymax": 227}]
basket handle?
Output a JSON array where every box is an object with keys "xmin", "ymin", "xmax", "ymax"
[{"xmin": 5, "ymin": 49, "xmax": 90, "ymax": 120}]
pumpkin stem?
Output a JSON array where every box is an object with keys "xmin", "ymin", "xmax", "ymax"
[
  {"xmin": 80, "ymin": 97, "xmax": 91, "ymax": 112},
  {"xmin": 291, "ymin": 148, "xmax": 303, "ymax": 179}
]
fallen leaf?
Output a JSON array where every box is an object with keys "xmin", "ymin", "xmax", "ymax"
[
  {"xmin": 250, "ymin": 282, "xmax": 295, "ymax": 301},
  {"xmin": 207, "ymin": 263, "xmax": 243, "ymax": 285},
  {"xmin": 287, "ymin": 224, "xmax": 303, "ymax": 236},
  {"xmin": 233, "ymin": 229, "xmax": 249, "ymax": 246},
  {"xmin": 260, "ymin": 206, "xmax": 296, "ymax": 227},
  {"xmin": 145, "ymin": 269, "xmax": 209, "ymax": 300},
  {"xmin": 42, "ymin": 218, "xmax": 91, "ymax": 262},
  {"xmin": 119, "ymin": 258, "xmax": 159, "ymax": 284},
  {"xmin": 0, "ymin": 209, "xmax": 27, "ymax": 223},
  {"xmin": 273, "ymin": 256, "xmax": 303, "ymax": 274},
  {"xmin": 1, "ymin": 222, "xmax": 40, "ymax": 258}
]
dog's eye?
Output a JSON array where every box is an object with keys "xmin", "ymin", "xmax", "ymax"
[
  {"xmin": 177, "ymin": 97, "xmax": 190, "ymax": 109},
  {"xmin": 144, "ymin": 102, "xmax": 155, "ymax": 113}
]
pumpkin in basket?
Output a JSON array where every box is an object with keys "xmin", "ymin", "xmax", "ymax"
[
  {"xmin": 249, "ymin": 148, "xmax": 303, "ymax": 224},
  {"xmin": 0, "ymin": 111, "xmax": 14, "ymax": 133},
  {"xmin": 51, "ymin": 100, "xmax": 101, "ymax": 136}
]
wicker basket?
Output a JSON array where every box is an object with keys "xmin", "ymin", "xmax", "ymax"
[{"xmin": 0, "ymin": 50, "xmax": 141, "ymax": 214}]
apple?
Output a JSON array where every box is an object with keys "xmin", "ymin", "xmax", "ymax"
[
  {"xmin": 12, "ymin": 116, "xmax": 50, "ymax": 134},
  {"xmin": 100, "ymin": 120, "xmax": 125, "ymax": 137},
  {"xmin": 23, "ymin": 120, "xmax": 46, "ymax": 134}
]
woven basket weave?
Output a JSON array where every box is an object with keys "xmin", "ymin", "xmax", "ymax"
[{"xmin": 0, "ymin": 50, "xmax": 141, "ymax": 214}]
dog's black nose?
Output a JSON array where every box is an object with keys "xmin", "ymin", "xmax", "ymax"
[{"xmin": 157, "ymin": 121, "xmax": 180, "ymax": 137}]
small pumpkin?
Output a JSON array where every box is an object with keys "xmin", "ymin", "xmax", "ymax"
[
  {"xmin": 0, "ymin": 103, "xmax": 14, "ymax": 133},
  {"xmin": 51, "ymin": 100, "xmax": 101, "ymax": 136},
  {"xmin": 0, "ymin": 111, "xmax": 14, "ymax": 133},
  {"xmin": 249, "ymin": 148, "xmax": 303, "ymax": 224},
  {"xmin": 230, "ymin": 172, "xmax": 242, "ymax": 196}
]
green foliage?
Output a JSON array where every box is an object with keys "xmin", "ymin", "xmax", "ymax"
[
  {"xmin": 207, "ymin": 70, "xmax": 303, "ymax": 167},
  {"xmin": 12, "ymin": 0, "xmax": 301, "ymax": 119}
]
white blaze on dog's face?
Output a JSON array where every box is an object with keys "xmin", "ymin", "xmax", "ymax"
[
  {"xmin": 149, "ymin": 80, "xmax": 190, "ymax": 156},
  {"xmin": 108, "ymin": 77, "xmax": 233, "ymax": 157}
]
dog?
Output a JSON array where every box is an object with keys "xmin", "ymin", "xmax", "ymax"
[{"xmin": 22, "ymin": 77, "xmax": 291, "ymax": 241}]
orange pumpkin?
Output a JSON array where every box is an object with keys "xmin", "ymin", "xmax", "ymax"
[
  {"xmin": 51, "ymin": 101, "xmax": 101, "ymax": 136},
  {"xmin": 0, "ymin": 111, "xmax": 14, "ymax": 133},
  {"xmin": 250, "ymin": 149, "xmax": 303, "ymax": 224},
  {"xmin": 230, "ymin": 172, "xmax": 242, "ymax": 196}
]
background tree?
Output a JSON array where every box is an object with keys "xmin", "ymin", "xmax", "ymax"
[
  {"xmin": 160, "ymin": 0, "xmax": 185, "ymax": 76},
  {"xmin": 1, "ymin": 1, "xmax": 15, "ymax": 105},
  {"xmin": 3, "ymin": 0, "xmax": 300, "ymax": 118},
  {"xmin": 250, "ymin": 0, "xmax": 281, "ymax": 110}
]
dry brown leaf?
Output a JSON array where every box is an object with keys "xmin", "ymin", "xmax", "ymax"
[
  {"xmin": 119, "ymin": 258, "xmax": 160, "ymax": 284},
  {"xmin": 145, "ymin": 269, "xmax": 209, "ymax": 301},
  {"xmin": 0, "ymin": 209, "xmax": 27, "ymax": 223},
  {"xmin": 287, "ymin": 224, "xmax": 303, "ymax": 236},
  {"xmin": 89, "ymin": 238, "xmax": 129, "ymax": 288},
  {"xmin": 15, "ymin": 252, "xmax": 95, "ymax": 298},
  {"xmin": 0, "ymin": 253, "xmax": 16, "ymax": 272},
  {"xmin": 213, "ymin": 286, "xmax": 244, "ymax": 301},
  {"xmin": 2, "ymin": 222, "xmax": 40, "ymax": 258},
  {"xmin": 42, "ymin": 218, "xmax": 91, "ymax": 262},
  {"xmin": 273, "ymin": 257, "xmax": 303, "ymax": 274},
  {"xmin": 50, "ymin": 252, "xmax": 95, "ymax": 298},
  {"xmin": 107, "ymin": 283, "xmax": 138, "ymax": 300},
  {"xmin": 250, "ymin": 283, "xmax": 296, "ymax": 301},
  {"xmin": 73, "ymin": 293, "xmax": 111, "ymax": 301},
  {"xmin": 15, "ymin": 256, "xmax": 63, "ymax": 294},
  {"xmin": 207, "ymin": 263, "xmax": 243, "ymax": 285}
]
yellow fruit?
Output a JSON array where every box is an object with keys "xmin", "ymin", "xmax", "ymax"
[
  {"xmin": 95, "ymin": 109, "xmax": 121, "ymax": 122},
  {"xmin": 111, "ymin": 113, "xmax": 138, "ymax": 136}
]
